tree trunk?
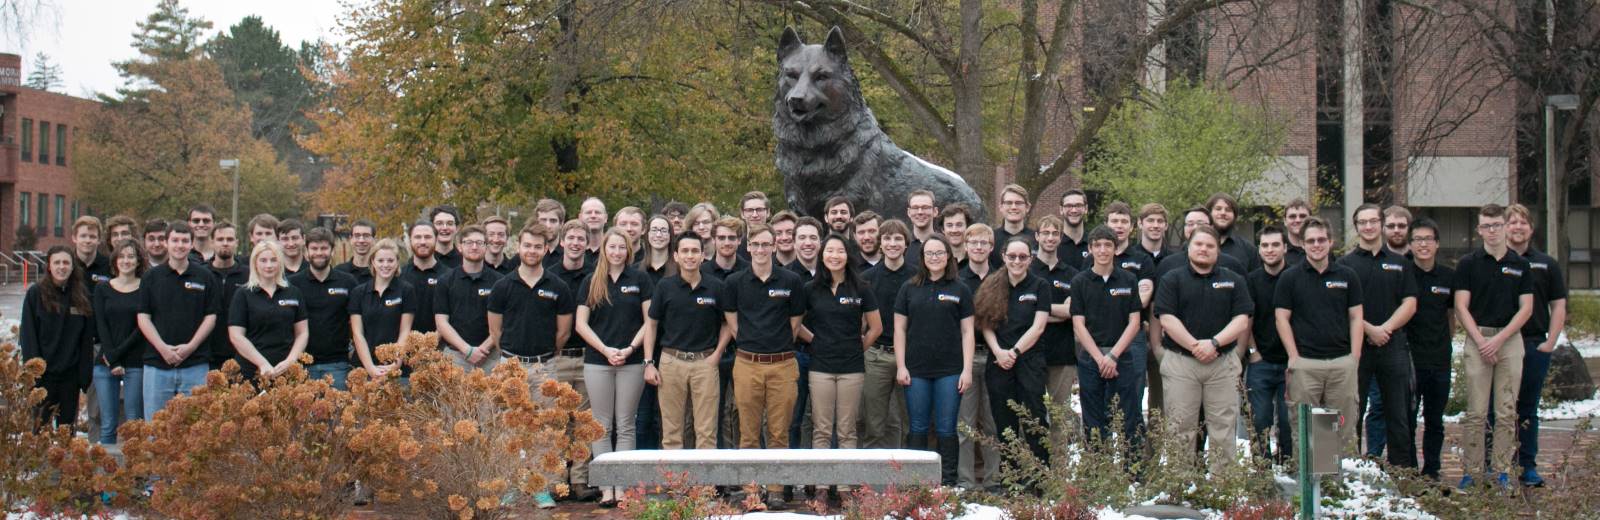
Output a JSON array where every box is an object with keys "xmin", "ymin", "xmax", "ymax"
[{"xmin": 954, "ymin": 0, "xmax": 993, "ymax": 206}]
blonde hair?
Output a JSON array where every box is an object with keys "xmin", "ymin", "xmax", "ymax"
[
  {"xmin": 371, "ymin": 238, "xmax": 403, "ymax": 283},
  {"xmin": 585, "ymin": 229, "xmax": 636, "ymax": 308},
  {"xmin": 245, "ymin": 240, "xmax": 290, "ymax": 290}
]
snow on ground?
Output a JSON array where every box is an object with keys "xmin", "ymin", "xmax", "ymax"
[{"xmin": 1319, "ymin": 459, "xmax": 1436, "ymax": 519}]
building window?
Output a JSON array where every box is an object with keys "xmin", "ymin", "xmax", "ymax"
[
  {"xmin": 55, "ymin": 125, "xmax": 66, "ymax": 166},
  {"xmin": 37, "ymin": 194, "xmax": 47, "ymax": 236},
  {"xmin": 71, "ymin": 199, "xmax": 79, "ymax": 220},
  {"xmin": 54, "ymin": 195, "xmax": 64, "ymax": 237},
  {"xmin": 38, "ymin": 121, "xmax": 49, "ymax": 165},
  {"xmin": 19, "ymin": 118, "xmax": 31, "ymax": 162},
  {"xmin": 18, "ymin": 193, "xmax": 30, "ymax": 227}
]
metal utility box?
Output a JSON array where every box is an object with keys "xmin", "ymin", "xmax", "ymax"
[{"xmin": 1308, "ymin": 407, "xmax": 1342, "ymax": 476}]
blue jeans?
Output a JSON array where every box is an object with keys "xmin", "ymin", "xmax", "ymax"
[
  {"xmin": 93, "ymin": 365, "xmax": 143, "ymax": 444},
  {"xmin": 142, "ymin": 364, "xmax": 209, "ymax": 420},
  {"xmin": 636, "ymin": 382, "xmax": 662, "ymax": 450},
  {"xmin": 307, "ymin": 361, "xmax": 351, "ymax": 391},
  {"xmin": 1363, "ymin": 381, "xmax": 1385, "ymax": 458},
  {"xmin": 1414, "ymin": 366, "xmax": 1451, "ymax": 478},
  {"xmin": 1245, "ymin": 361, "xmax": 1291, "ymax": 462},
  {"xmin": 789, "ymin": 350, "xmax": 812, "ymax": 448},
  {"xmin": 1076, "ymin": 337, "xmax": 1147, "ymax": 446},
  {"xmin": 1515, "ymin": 337, "xmax": 1552, "ymax": 470},
  {"xmin": 906, "ymin": 374, "xmax": 961, "ymax": 437}
]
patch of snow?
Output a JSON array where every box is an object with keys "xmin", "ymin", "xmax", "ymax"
[
  {"xmin": 1540, "ymin": 396, "xmax": 1600, "ymax": 420},
  {"xmin": 904, "ymin": 151, "xmax": 968, "ymax": 186}
]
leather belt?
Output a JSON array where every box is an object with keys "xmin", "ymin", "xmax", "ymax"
[
  {"xmin": 736, "ymin": 350, "xmax": 796, "ymax": 363},
  {"xmin": 503, "ymin": 351, "xmax": 555, "ymax": 364},
  {"xmin": 662, "ymin": 348, "xmax": 713, "ymax": 361}
]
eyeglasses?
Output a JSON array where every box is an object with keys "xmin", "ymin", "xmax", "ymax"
[
  {"xmin": 715, "ymin": 235, "xmax": 740, "ymax": 242},
  {"xmin": 459, "ymin": 239, "xmax": 486, "ymax": 247},
  {"xmin": 966, "ymin": 239, "xmax": 992, "ymax": 247},
  {"xmin": 1304, "ymin": 237, "xmax": 1331, "ymax": 245},
  {"xmin": 743, "ymin": 207, "xmax": 769, "ymax": 214},
  {"xmin": 1004, "ymin": 254, "xmax": 1032, "ymax": 262},
  {"xmin": 908, "ymin": 205, "xmax": 935, "ymax": 212},
  {"xmin": 648, "ymin": 227, "xmax": 671, "ymax": 235},
  {"xmin": 189, "ymin": 218, "xmax": 212, "ymax": 224},
  {"xmin": 1356, "ymin": 218, "xmax": 1381, "ymax": 226},
  {"xmin": 1478, "ymin": 222, "xmax": 1505, "ymax": 230},
  {"xmin": 923, "ymin": 250, "xmax": 949, "ymax": 258},
  {"xmin": 1062, "ymin": 203, "xmax": 1087, "ymax": 209},
  {"xmin": 1000, "ymin": 200, "xmax": 1028, "ymax": 207},
  {"xmin": 1384, "ymin": 223, "xmax": 1409, "ymax": 230}
]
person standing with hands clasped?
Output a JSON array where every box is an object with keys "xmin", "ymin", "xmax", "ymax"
[
  {"xmin": 796, "ymin": 234, "xmax": 881, "ymax": 502},
  {"xmin": 1153, "ymin": 225, "xmax": 1252, "ymax": 475},
  {"xmin": 894, "ymin": 235, "xmax": 975, "ymax": 487},
  {"xmin": 1071, "ymin": 227, "xmax": 1144, "ymax": 447},
  {"xmin": 974, "ymin": 237, "xmax": 1052, "ymax": 478},
  {"xmin": 348, "ymin": 240, "xmax": 416, "ymax": 379},
  {"xmin": 228, "ymin": 241, "xmax": 309, "ymax": 382},
  {"xmin": 1452, "ymin": 204, "xmax": 1534, "ymax": 489},
  {"xmin": 92, "ymin": 240, "xmax": 148, "ymax": 443},
  {"xmin": 574, "ymin": 229, "xmax": 652, "ymax": 507},
  {"xmin": 644, "ymin": 234, "xmax": 729, "ymax": 451},
  {"xmin": 1274, "ymin": 217, "xmax": 1364, "ymax": 456}
]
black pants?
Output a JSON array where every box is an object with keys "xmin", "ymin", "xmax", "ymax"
[
  {"xmin": 1358, "ymin": 337, "xmax": 1416, "ymax": 468},
  {"xmin": 986, "ymin": 352, "xmax": 1049, "ymax": 466},
  {"xmin": 35, "ymin": 376, "xmax": 80, "ymax": 430},
  {"xmin": 1413, "ymin": 366, "xmax": 1451, "ymax": 478}
]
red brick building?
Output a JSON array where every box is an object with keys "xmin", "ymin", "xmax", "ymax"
[{"xmin": 0, "ymin": 52, "xmax": 99, "ymax": 252}]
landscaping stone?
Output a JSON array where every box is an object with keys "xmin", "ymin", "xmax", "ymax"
[{"xmin": 589, "ymin": 448, "xmax": 940, "ymax": 488}]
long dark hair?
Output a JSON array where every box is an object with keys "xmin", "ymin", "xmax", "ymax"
[
  {"xmin": 910, "ymin": 234, "xmax": 958, "ymax": 286},
  {"xmin": 808, "ymin": 234, "xmax": 864, "ymax": 295},
  {"xmin": 974, "ymin": 237, "xmax": 1033, "ymax": 330},
  {"xmin": 41, "ymin": 245, "xmax": 91, "ymax": 316}
]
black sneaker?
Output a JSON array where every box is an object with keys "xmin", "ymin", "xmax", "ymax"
[{"xmin": 764, "ymin": 493, "xmax": 789, "ymax": 511}]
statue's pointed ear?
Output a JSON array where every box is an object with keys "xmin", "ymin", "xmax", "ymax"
[
  {"xmin": 824, "ymin": 26, "xmax": 848, "ymax": 62},
  {"xmin": 779, "ymin": 27, "xmax": 804, "ymax": 62}
]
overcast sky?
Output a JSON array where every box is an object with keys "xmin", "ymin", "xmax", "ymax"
[{"xmin": 5, "ymin": 0, "xmax": 352, "ymax": 98}]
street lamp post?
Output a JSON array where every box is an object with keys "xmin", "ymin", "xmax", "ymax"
[
  {"xmin": 221, "ymin": 159, "xmax": 240, "ymax": 227},
  {"xmin": 1545, "ymin": 94, "xmax": 1577, "ymax": 261}
]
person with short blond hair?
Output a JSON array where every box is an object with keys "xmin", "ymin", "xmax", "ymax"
[
  {"xmin": 906, "ymin": 189, "xmax": 939, "ymax": 243},
  {"xmin": 1030, "ymin": 214, "xmax": 1078, "ymax": 447},
  {"xmin": 72, "ymin": 215, "xmax": 111, "ymax": 288},
  {"xmin": 859, "ymin": 219, "xmax": 914, "ymax": 449},
  {"xmin": 1501, "ymin": 203, "xmax": 1567, "ymax": 486},
  {"xmin": 954, "ymin": 223, "xmax": 1000, "ymax": 489},
  {"xmin": 1135, "ymin": 203, "xmax": 1174, "ymax": 263},
  {"xmin": 993, "ymin": 185, "xmax": 1034, "ymax": 266}
]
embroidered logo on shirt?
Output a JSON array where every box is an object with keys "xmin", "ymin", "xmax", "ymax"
[
  {"xmin": 1108, "ymin": 287, "xmax": 1133, "ymax": 297},
  {"xmin": 695, "ymin": 296, "xmax": 717, "ymax": 306},
  {"xmin": 1119, "ymin": 261, "xmax": 1142, "ymax": 271},
  {"xmin": 1211, "ymin": 281, "xmax": 1236, "ymax": 290},
  {"xmin": 838, "ymin": 296, "xmax": 863, "ymax": 306},
  {"xmin": 937, "ymin": 293, "xmax": 962, "ymax": 303},
  {"xmin": 1530, "ymin": 262, "xmax": 1549, "ymax": 270},
  {"xmin": 92, "ymin": 274, "xmax": 111, "ymax": 283},
  {"xmin": 383, "ymin": 297, "xmax": 403, "ymax": 307},
  {"xmin": 767, "ymin": 289, "xmax": 792, "ymax": 298},
  {"xmin": 1501, "ymin": 267, "xmax": 1524, "ymax": 277},
  {"xmin": 277, "ymin": 299, "xmax": 300, "ymax": 307},
  {"xmin": 427, "ymin": 277, "xmax": 439, "ymax": 285},
  {"xmin": 182, "ymin": 281, "xmax": 207, "ymax": 291},
  {"xmin": 1052, "ymin": 280, "xmax": 1070, "ymax": 291},
  {"xmin": 1325, "ymin": 281, "xmax": 1349, "ymax": 289},
  {"xmin": 1381, "ymin": 263, "xmax": 1404, "ymax": 272},
  {"xmin": 620, "ymin": 285, "xmax": 641, "ymax": 294},
  {"xmin": 476, "ymin": 288, "xmax": 493, "ymax": 297},
  {"xmin": 327, "ymin": 288, "xmax": 349, "ymax": 296},
  {"xmin": 1017, "ymin": 293, "xmax": 1039, "ymax": 302},
  {"xmin": 1430, "ymin": 286, "xmax": 1451, "ymax": 295},
  {"xmin": 536, "ymin": 289, "xmax": 560, "ymax": 300}
]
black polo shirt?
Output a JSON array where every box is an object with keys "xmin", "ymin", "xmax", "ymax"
[
  {"xmin": 1453, "ymin": 248, "xmax": 1534, "ymax": 328},
  {"xmin": 1219, "ymin": 232, "xmax": 1262, "ymax": 273},
  {"xmin": 436, "ymin": 247, "xmax": 462, "ymax": 269},
  {"xmin": 1273, "ymin": 261, "xmax": 1363, "ymax": 359},
  {"xmin": 988, "ymin": 274, "xmax": 1052, "ymax": 360},
  {"xmin": 334, "ymin": 260, "xmax": 373, "ymax": 286},
  {"xmin": 399, "ymin": 261, "xmax": 451, "ymax": 333},
  {"xmin": 1031, "ymin": 257, "xmax": 1079, "ymax": 366},
  {"xmin": 139, "ymin": 260, "xmax": 223, "ymax": 369},
  {"xmin": 1059, "ymin": 232, "xmax": 1090, "ymax": 270},
  {"xmin": 434, "ymin": 266, "xmax": 503, "ymax": 348},
  {"xmin": 1069, "ymin": 268, "xmax": 1141, "ymax": 351},
  {"xmin": 1133, "ymin": 242, "xmax": 1175, "ymax": 266},
  {"xmin": 228, "ymin": 285, "xmax": 307, "ymax": 365},
  {"xmin": 720, "ymin": 267, "xmax": 807, "ymax": 354},
  {"xmin": 804, "ymin": 279, "xmax": 878, "ymax": 374},
  {"xmin": 289, "ymin": 269, "xmax": 357, "ymax": 364},
  {"xmin": 649, "ymin": 275, "xmax": 725, "ymax": 353},
  {"xmin": 1154, "ymin": 264, "xmax": 1253, "ymax": 356},
  {"xmin": 784, "ymin": 259, "xmax": 819, "ymax": 280},
  {"xmin": 1336, "ymin": 246, "xmax": 1418, "ymax": 340},
  {"xmin": 701, "ymin": 256, "xmax": 749, "ymax": 282},
  {"xmin": 487, "ymin": 269, "xmax": 577, "ymax": 357},
  {"xmin": 80, "ymin": 253, "xmax": 113, "ymax": 289},
  {"xmin": 576, "ymin": 267, "xmax": 653, "ymax": 365},
  {"xmin": 1154, "ymin": 248, "xmax": 1249, "ymax": 281},
  {"xmin": 206, "ymin": 261, "xmax": 250, "ymax": 365},
  {"xmin": 347, "ymin": 280, "xmax": 417, "ymax": 351},
  {"xmin": 282, "ymin": 260, "xmax": 303, "ymax": 277},
  {"xmin": 1114, "ymin": 247, "xmax": 1157, "ymax": 283},
  {"xmin": 991, "ymin": 226, "xmax": 1036, "ymax": 265},
  {"xmin": 1407, "ymin": 262, "xmax": 1455, "ymax": 370},
  {"xmin": 637, "ymin": 258, "xmax": 671, "ymax": 288},
  {"xmin": 1284, "ymin": 244, "xmax": 1307, "ymax": 268},
  {"xmin": 550, "ymin": 260, "xmax": 594, "ymax": 351},
  {"xmin": 958, "ymin": 264, "xmax": 993, "ymax": 296},
  {"xmin": 863, "ymin": 261, "xmax": 915, "ymax": 347},
  {"xmin": 1246, "ymin": 267, "xmax": 1288, "ymax": 363},
  {"xmin": 486, "ymin": 256, "xmax": 517, "ymax": 276},
  {"xmin": 1518, "ymin": 247, "xmax": 1568, "ymax": 343},
  {"xmin": 894, "ymin": 277, "xmax": 974, "ymax": 378}
]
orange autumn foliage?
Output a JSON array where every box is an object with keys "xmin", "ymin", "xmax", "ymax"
[{"xmin": 0, "ymin": 342, "xmax": 131, "ymax": 516}]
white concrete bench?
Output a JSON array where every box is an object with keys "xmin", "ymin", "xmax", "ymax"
[{"xmin": 589, "ymin": 449, "xmax": 940, "ymax": 488}]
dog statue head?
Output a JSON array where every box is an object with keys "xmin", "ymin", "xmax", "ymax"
[{"xmin": 776, "ymin": 26, "xmax": 865, "ymax": 127}]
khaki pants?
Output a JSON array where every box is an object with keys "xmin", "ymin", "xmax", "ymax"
[
  {"xmin": 859, "ymin": 346, "xmax": 908, "ymax": 448},
  {"xmin": 958, "ymin": 353, "xmax": 999, "ymax": 488},
  {"xmin": 1287, "ymin": 354, "xmax": 1360, "ymax": 457},
  {"xmin": 1462, "ymin": 327, "xmax": 1525, "ymax": 477},
  {"xmin": 1161, "ymin": 351, "xmax": 1242, "ymax": 474},
  {"xmin": 810, "ymin": 371, "xmax": 864, "ymax": 449},
  {"xmin": 659, "ymin": 353, "xmax": 721, "ymax": 450},
  {"xmin": 451, "ymin": 347, "xmax": 501, "ymax": 372},
  {"xmin": 733, "ymin": 354, "xmax": 798, "ymax": 492},
  {"xmin": 1046, "ymin": 364, "xmax": 1078, "ymax": 448},
  {"xmin": 552, "ymin": 355, "xmax": 589, "ymax": 486}
]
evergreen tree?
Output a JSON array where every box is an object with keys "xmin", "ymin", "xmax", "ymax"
[
  {"xmin": 209, "ymin": 16, "xmax": 325, "ymax": 188},
  {"xmin": 24, "ymin": 52, "xmax": 62, "ymax": 92}
]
